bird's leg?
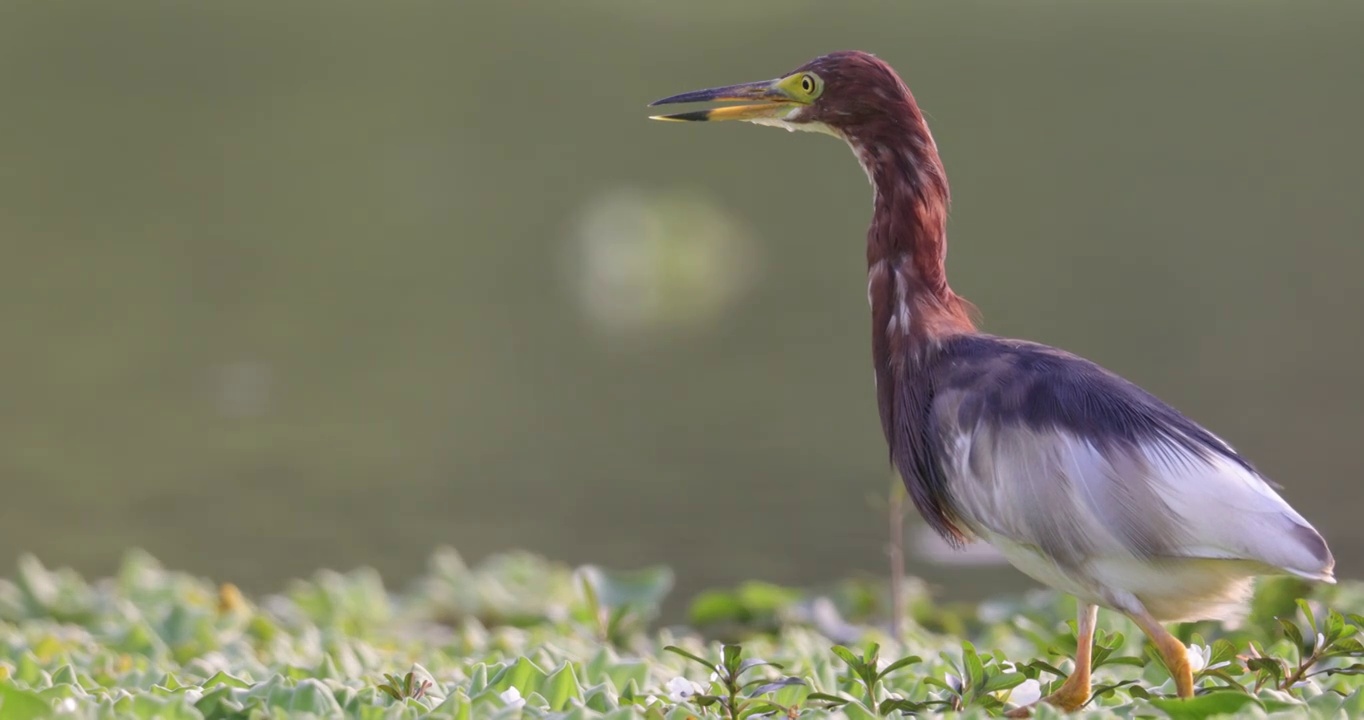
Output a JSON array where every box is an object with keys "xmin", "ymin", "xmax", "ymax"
[
  {"xmin": 1005, "ymin": 603, "xmax": 1097, "ymax": 718},
  {"xmin": 1127, "ymin": 609, "xmax": 1194, "ymax": 699},
  {"xmin": 1045, "ymin": 603, "xmax": 1099, "ymax": 709}
]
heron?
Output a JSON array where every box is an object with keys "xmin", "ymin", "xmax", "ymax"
[{"xmin": 649, "ymin": 51, "xmax": 1334, "ymax": 711}]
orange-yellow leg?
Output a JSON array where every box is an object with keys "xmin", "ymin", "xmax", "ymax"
[
  {"xmin": 1045, "ymin": 603, "xmax": 1099, "ymax": 709},
  {"xmin": 1006, "ymin": 603, "xmax": 1098, "ymax": 717},
  {"xmin": 1128, "ymin": 609, "xmax": 1194, "ymax": 699}
]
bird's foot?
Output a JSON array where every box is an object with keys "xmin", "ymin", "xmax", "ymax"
[
  {"xmin": 1004, "ymin": 676, "xmax": 1090, "ymax": 718},
  {"xmin": 1148, "ymin": 631, "xmax": 1195, "ymax": 698},
  {"xmin": 1127, "ymin": 608, "xmax": 1195, "ymax": 700}
]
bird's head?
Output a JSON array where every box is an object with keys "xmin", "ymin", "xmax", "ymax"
[{"xmin": 649, "ymin": 51, "xmax": 915, "ymax": 141}]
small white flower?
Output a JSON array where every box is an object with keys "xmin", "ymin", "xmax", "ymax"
[
  {"xmin": 1009, "ymin": 678, "xmax": 1042, "ymax": 707},
  {"xmin": 666, "ymin": 676, "xmax": 702, "ymax": 703},
  {"xmin": 1316, "ymin": 633, "xmax": 1326, "ymax": 653},
  {"xmin": 184, "ymin": 689, "xmax": 203, "ymax": 703},
  {"xmin": 1186, "ymin": 644, "xmax": 1209, "ymax": 673},
  {"xmin": 943, "ymin": 673, "xmax": 963, "ymax": 693},
  {"xmin": 56, "ymin": 698, "xmax": 78, "ymax": 714},
  {"xmin": 499, "ymin": 686, "xmax": 526, "ymax": 709}
]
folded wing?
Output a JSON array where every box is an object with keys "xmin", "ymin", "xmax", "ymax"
[{"xmin": 927, "ymin": 336, "xmax": 1334, "ymax": 583}]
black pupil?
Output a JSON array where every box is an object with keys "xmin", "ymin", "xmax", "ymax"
[{"xmin": 802, "ymin": 77, "xmax": 812, "ymax": 91}]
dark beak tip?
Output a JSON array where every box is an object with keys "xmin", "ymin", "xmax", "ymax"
[
  {"xmin": 650, "ymin": 110, "xmax": 711, "ymax": 122},
  {"xmin": 648, "ymin": 91, "xmax": 700, "ymax": 107},
  {"xmin": 649, "ymin": 84, "xmax": 758, "ymax": 107}
]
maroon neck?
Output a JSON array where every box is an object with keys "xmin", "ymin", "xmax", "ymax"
[
  {"xmin": 853, "ymin": 103, "xmax": 974, "ymax": 345},
  {"xmin": 856, "ymin": 98, "xmax": 975, "ymax": 546}
]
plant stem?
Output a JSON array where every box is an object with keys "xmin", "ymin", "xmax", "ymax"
[{"xmin": 1281, "ymin": 651, "xmax": 1321, "ymax": 692}]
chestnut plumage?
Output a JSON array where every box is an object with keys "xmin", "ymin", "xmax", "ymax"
[{"xmin": 651, "ymin": 50, "xmax": 1333, "ymax": 711}]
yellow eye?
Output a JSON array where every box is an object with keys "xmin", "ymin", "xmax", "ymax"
[{"xmin": 783, "ymin": 72, "xmax": 822, "ymax": 100}]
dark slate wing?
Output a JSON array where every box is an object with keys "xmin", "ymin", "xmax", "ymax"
[{"xmin": 919, "ymin": 334, "xmax": 1333, "ymax": 582}]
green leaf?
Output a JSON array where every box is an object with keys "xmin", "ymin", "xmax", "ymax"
[
  {"xmin": 124, "ymin": 694, "xmax": 204, "ymax": 720},
  {"xmin": 1327, "ymin": 637, "xmax": 1364, "ymax": 656},
  {"xmin": 1342, "ymin": 688, "xmax": 1364, "ymax": 716},
  {"xmin": 806, "ymin": 691, "xmax": 850, "ymax": 707},
  {"xmin": 876, "ymin": 654, "xmax": 921, "ymax": 679},
  {"xmin": 721, "ymin": 644, "xmax": 743, "ymax": 676},
  {"xmin": 575, "ymin": 565, "xmax": 673, "ymax": 610},
  {"xmin": 287, "ymin": 678, "xmax": 345, "ymax": 715},
  {"xmin": 604, "ymin": 661, "xmax": 648, "ymax": 692},
  {"xmin": 194, "ymin": 685, "xmax": 245, "ymax": 719},
  {"xmin": 922, "ymin": 676, "xmax": 961, "ymax": 695},
  {"xmin": 746, "ymin": 677, "xmax": 804, "ymax": 697},
  {"xmin": 1208, "ymin": 639, "xmax": 1239, "ymax": 669},
  {"xmin": 694, "ymin": 694, "xmax": 721, "ymax": 707},
  {"xmin": 467, "ymin": 664, "xmax": 490, "ymax": 695},
  {"xmin": 1277, "ymin": 617, "xmax": 1305, "ymax": 661},
  {"xmin": 1091, "ymin": 643, "xmax": 1116, "ymax": 668},
  {"xmin": 49, "ymin": 665, "xmax": 80, "ymax": 688},
  {"xmin": 1246, "ymin": 656, "xmax": 1285, "ymax": 687},
  {"xmin": 201, "ymin": 672, "xmax": 251, "ymax": 690},
  {"xmin": 829, "ymin": 645, "xmax": 863, "ymax": 673},
  {"xmin": 981, "ymin": 671, "xmax": 1026, "ymax": 694},
  {"xmin": 490, "ymin": 657, "xmax": 548, "ymax": 696},
  {"xmin": 314, "ymin": 654, "xmax": 342, "ymax": 681},
  {"xmin": 1319, "ymin": 664, "xmax": 1364, "ymax": 677},
  {"xmin": 1326, "ymin": 609, "xmax": 1348, "ymax": 644},
  {"xmin": 1088, "ymin": 680, "xmax": 1138, "ymax": 702},
  {"xmin": 772, "ymin": 678, "xmax": 809, "ymax": 707},
  {"xmin": 1149, "ymin": 692, "xmax": 1261, "ymax": 720},
  {"xmin": 737, "ymin": 658, "xmax": 782, "ymax": 675},
  {"xmin": 837, "ymin": 699, "xmax": 881, "ymax": 720},
  {"xmin": 879, "ymin": 697, "xmax": 927, "ymax": 713},
  {"xmin": 581, "ymin": 685, "xmax": 613, "ymax": 712},
  {"xmin": 961, "ymin": 642, "xmax": 985, "ymax": 692},
  {"xmin": 578, "ymin": 570, "xmax": 603, "ymax": 633},
  {"xmin": 0, "ymin": 681, "xmax": 51, "ymax": 720},
  {"xmin": 738, "ymin": 700, "xmax": 787, "ymax": 719},
  {"xmin": 688, "ymin": 591, "xmax": 746, "ymax": 626},
  {"xmin": 662, "ymin": 646, "xmax": 715, "ymax": 672},
  {"xmin": 1024, "ymin": 659, "xmax": 1068, "ymax": 678},
  {"xmin": 1296, "ymin": 598, "xmax": 1318, "ymax": 634},
  {"xmin": 1202, "ymin": 669, "xmax": 1247, "ymax": 692},
  {"xmin": 12, "ymin": 654, "xmax": 41, "ymax": 687},
  {"xmin": 541, "ymin": 663, "xmax": 583, "ymax": 711},
  {"xmin": 1306, "ymin": 690, "xmax": 1345, "ymax": 713},
  {"xmin": 734, "ymin": 582, "xmax": 801, "ymax": 613}
]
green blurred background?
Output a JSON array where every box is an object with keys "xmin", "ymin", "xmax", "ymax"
[{"xmin": 2, "ymin": 1, "xmax": 1361, "ymax": 607}]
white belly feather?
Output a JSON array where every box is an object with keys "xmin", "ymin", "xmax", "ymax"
[{"xmin": 949, "ymin": 427, "xmax": 1333, "ymax": 622}]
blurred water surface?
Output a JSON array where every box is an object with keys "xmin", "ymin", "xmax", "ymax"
[{"xmin": 2, "ymin": 1, "xmax": 1361, "ymax": 607}]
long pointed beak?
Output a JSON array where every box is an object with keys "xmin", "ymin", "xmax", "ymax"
[{"xmin": 648, "ymin": 79, "xmax": 797, "ymax": 123}]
